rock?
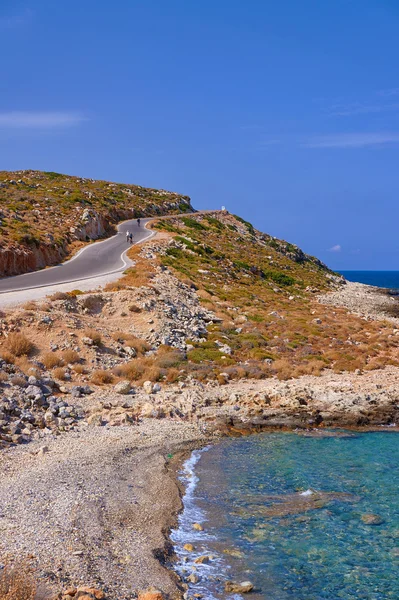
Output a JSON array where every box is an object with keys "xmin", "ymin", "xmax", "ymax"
[
  {"xmin": 361, "ymin": 513, "xmax": 384, "ymax": 525},
  {"xmin": 224, "ymin": 580, "xmax": 254, "ymax": 593},
  {"xmin": 82, "ymin": 337, "xmax": 94, "ymax": 346},
  {"xmin": 87, "ymin": 414, "xmax": 106, "ymax": 426},
  {"xmin": 140, "ymin": 402, "xmax": 156, "ymax": 418},
  {"xmin": 114, "ymin": 380, "xmax": 131, "ymax": 395},
  {"xmin": 194, "ymin": 555, "xmax": 211, "ymax": 564},
  {"xmin": 183, "ymin": 543, "xmax": 195, "ymax": 552},
  {"xmin": 186, "ymin": 573, "xmax": 200, "ymax": 584},
  {"xmin": 192, "ymin": 523, "xmax": 203, "ymax": 531},
  {"xmin": 143, "ymin": 381, "xmax": 153, "ymax": 394},
  {"xmin": 138, "ymin": 590, "xmax": 164, "ymax": 600},
  {"xmin": 152, "ymin": 382, "xmax": 161, "ymax": 393},
  {"xmin": 76, "ymin": 588, "xmax": 105, "ymax": 600}
]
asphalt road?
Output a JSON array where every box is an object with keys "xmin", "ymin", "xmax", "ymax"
[{"xmin": 0, "ymin": 218, "xmax": 153, "ymax": 294}]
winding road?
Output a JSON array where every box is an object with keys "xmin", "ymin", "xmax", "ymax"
[{"xmin": 0, "ymin": 218, "xmax": 153, "ymax": 294}]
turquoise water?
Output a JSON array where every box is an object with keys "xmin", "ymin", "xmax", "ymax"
[
  {"xmin": 172, "ymin": 432, "xmax": 399, "ymax": 599},
  {"xmin": 340, "ymin": 271, "xmax": 399, "ymax": 289}
]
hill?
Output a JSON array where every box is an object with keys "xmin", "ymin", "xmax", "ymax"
[{"xmin": 0, "ymin": 170, "xmax": 192, "ymax": 277}]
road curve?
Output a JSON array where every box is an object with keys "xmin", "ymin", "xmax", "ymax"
[{"xmin": 0, "ymin": 218, "xmax": 153, "ymax": 294}]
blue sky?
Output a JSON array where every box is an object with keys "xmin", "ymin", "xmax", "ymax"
[{"xmin": 1, "ymin": 0, "xmax": 399, "ymax": 269}]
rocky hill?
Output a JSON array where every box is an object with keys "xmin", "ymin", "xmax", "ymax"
[{"xmin": 0, "ymin": 170, "xmax": 192, "ymax": 277}]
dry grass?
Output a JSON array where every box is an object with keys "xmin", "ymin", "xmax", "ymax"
[
  {"xmin": 48, "ymin": 291, "xmax": 68, "ymax": 301},
  {"xmin": 72, "ymin": 364, "xmax": 86, "ymax": 375},
  {"xmin": 91, "ymin": 369, "xmax": 114, "ymax": 385},
  {"xmin": 21, "ymin": 301, "xmax": 37, "ymax": 311},
  {"xmin": 113, "ymin": 357, "xmax": 161, "ymax": 383},
  {"xmin": 52, "ymin": 367, "xmax": 67, "ymax": 381},
  {"xmin": 111, "ymin": 332, "xmax": 150, "ymax": 354},
  {"xmin": 41, "ymin": 352, "xmax": 63, "ymax": 369},
  {"xmin": 0, "ymin": 351, "xmax": 15, "ymax": 364},
  {"xmin": 3, "ymin": 333, "xmax": 34, "ymax": 357},
  {"xmin": 83, "ymin": 329, "xmax": 102, "ymax": 346},
  {"xmin": 0, "ymin": 563, "xmax": 48, "ymax": 600},
  {"xmin": 61, "ymin": 349, "xmax": 80, "ymax": 364}
]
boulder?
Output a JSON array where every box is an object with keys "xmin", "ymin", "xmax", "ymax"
[
  {"xmin": 114, "ymin": 380, "xmax": 131, "ymax": 395},
  {"xmin": 361, "ymin": 513, "xmax": 384, "ymax": 525},
  {"xmin": 143, "ymin": 381, "xmax": 153, "ymax": 394},
  {"xmin": 224, "ymin": 581, "xmax": 254, "ymax": 593},
  {"xmin": 138, "ymin": 590, "xmax": 164, "ymax": 600}
]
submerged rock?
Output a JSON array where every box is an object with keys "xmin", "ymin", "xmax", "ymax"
[
  {"xmin": 224, "ymin": 580, "xmax": 254, "ymax": 593},
  {"xmin": 361, "ymin": 513, "xmax": 384, "ymax": 525}
]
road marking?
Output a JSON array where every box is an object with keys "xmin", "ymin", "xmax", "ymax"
[{"xmin": 0, "ymin": 221, "xmax": 155, "ymax": 294}]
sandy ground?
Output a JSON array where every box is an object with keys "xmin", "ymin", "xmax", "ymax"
[{"xmin": 0, "ymin": 419, "xmax": 206, "ymax": 599}]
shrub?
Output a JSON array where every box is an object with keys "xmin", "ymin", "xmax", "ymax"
[
  {"xmin": 142, "ymin": 365, "xmax": 161, "ymax": 382},
  {"xmin": 0, "ymin": 350, "xmax": 15, "ymax": 364},
  {"xmin": 22, "ymin": 301, "xmax": 37, "ymax": 311},
  {"xmin": 53, "ymin": 367, "xmax": 67, "ymax": 380},
  {"xmin": 83, "ymin": 329, "xmax": 102, "ymax": 345},
  {"xmin": 48, "ymin": 291, "xmax": 68, "ymax": 301},
  {"xmin": 62, "ymin": 349, "xmax": 80, "ymax": 364},
  {"xmin": 41, "ymin": 352, "xmax": 64, "ymax": 369},
  {"xmin": 181, "ymin": 217, "xmax": 207, "ymax": 230},
  {"xmin": 91, "ymin": 369, "xmax": 114, "ymax": 385},
  {"xmin": 165, "ymin": 367, "xmax": 181, "ymax": 383},
  {"xmin": 112, "ymin": 332, "xmax": 150, "ymax": 354},
  {"xmin": 72, "ymin": 364, "xmax": 86, "ymax": 375},
  {"xmin": 4, "ymin": 333, "xmax": 34, "ymax": 357}
]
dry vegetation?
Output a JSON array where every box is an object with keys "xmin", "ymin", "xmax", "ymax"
[
  {"xmin": 0, "ymin": 212, "xmax": 398, "ymax": 387},
  {"xmin": 145, "ymin": 212, "xmax": 399, "ymax": 380}
]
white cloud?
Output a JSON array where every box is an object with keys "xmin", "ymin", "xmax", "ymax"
[
  {"xmin": 0, "ymin": 111, "xmax": 87, "ymax": 129},
  {"xmin": 328, "ymin": 244, "xmax": 342, "ymax": 253},
  {"xmin": 304, "ymin": 133, "xmax": 399, "ymax": 148}
]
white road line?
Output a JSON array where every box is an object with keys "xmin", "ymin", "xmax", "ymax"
[{"xmin": 0, "ymin": 221, "xmax": 156, "ymax": 294}]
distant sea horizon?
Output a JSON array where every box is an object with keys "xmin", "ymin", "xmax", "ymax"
[{"xmin": 339, "ymin": 270, "xmax": 399, "ymax": 289}]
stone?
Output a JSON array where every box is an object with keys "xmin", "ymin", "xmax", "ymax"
[
  {"xmin": 194, "ymin": 555, "xmax": 211, "ymax": 564},
  {"xmin": 140, "ymin": 402, "xmax": 156, "ymax": 418},
  {"xmin": 138, "ymin": 590, "xmax": 164, "ymax": 600},
  {"xmin": 192, "ymin": 523, "xmax": 203, "ymax": 531},
  {"xmin": 152, "ymin": 382, "xmax": 161, "ymax": 393},
  {"xmin": 361, "ymin": 513, "xmax": 384, "ymax": 525},
  {"xmin": 186, "ymin": 573, "xmax": 200, "ymax": 584},
  {"xmin": 224, "ymin": 581, "xmax": 254, "ymax": 593},
  {"xmin": 82, "ymin": 337, "xmax": 94, "ymax": 346},
  {"xmin": 143, "ymin": 381, "xmax": 153, "ymax": 394},
  {"xmin": 76, "ymin": 588, "xmax": 105, "ymax": 599},
  {"xmin": 114, "ymin": 380, "xmax": 131, "ymax": 395},
  {"xmin": 183, "ymin": 543, "xmax": 195, "ymax": 552}
]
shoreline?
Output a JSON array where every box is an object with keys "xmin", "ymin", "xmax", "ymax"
[{"xmin": 1, "ymin": 400, "xmax": 398, "ymax": 599}]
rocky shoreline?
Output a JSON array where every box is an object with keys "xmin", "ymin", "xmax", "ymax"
[{"xmin": 1, "ymin": 364, "xmax": 398, "ymax": 599}]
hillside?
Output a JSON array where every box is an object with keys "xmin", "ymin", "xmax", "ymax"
[{"xmin": 0, "ymin": 170, "xmax": 192, "ymax": 277}]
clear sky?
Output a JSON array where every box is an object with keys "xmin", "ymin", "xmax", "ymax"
[{"xmin": 1, "ymin": 0, "xmax": 399, "ymax": 270}]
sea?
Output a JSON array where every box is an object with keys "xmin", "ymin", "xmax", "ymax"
[
  {"xmin": 171, "ymin": 432, "xmax": 399, "ymax": 599},
  {"xmin": 340, "ymin": 271, "xmax": 399, "ymax": 290}
]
